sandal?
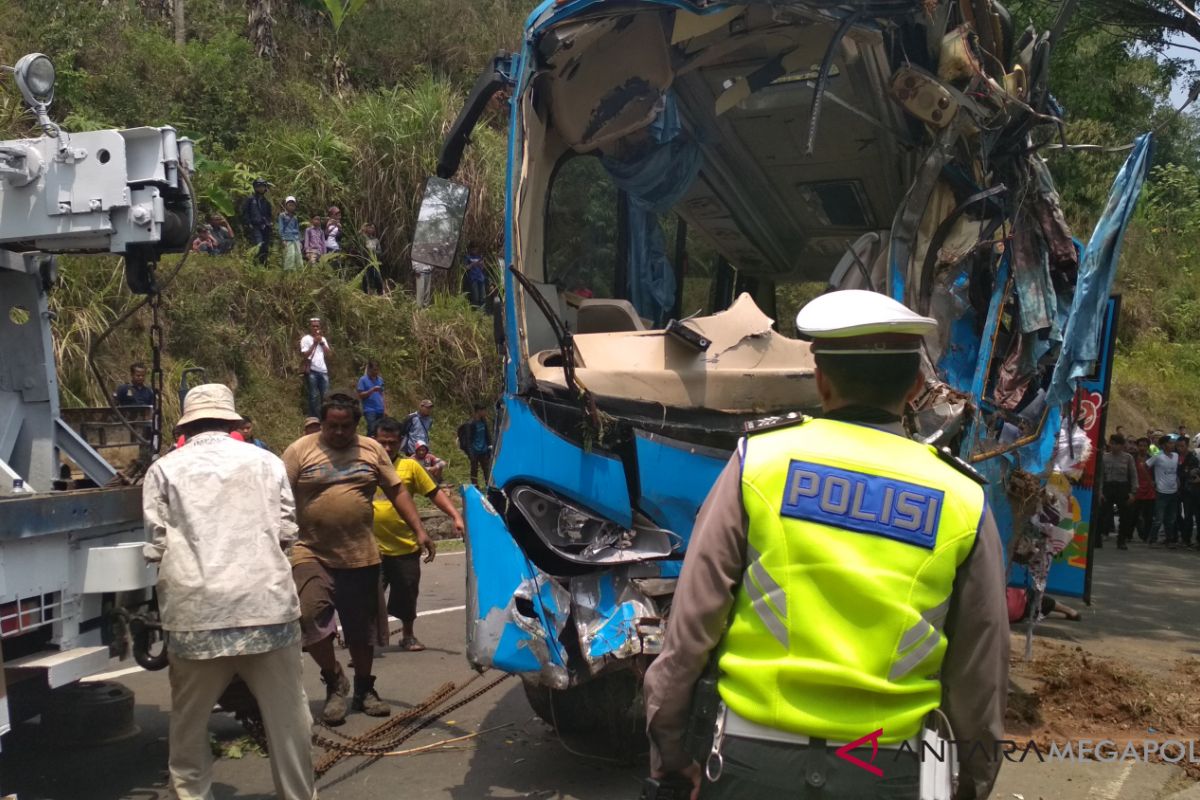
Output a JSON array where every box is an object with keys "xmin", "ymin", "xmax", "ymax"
[
  {"xmin": 1065, "ymin": 609, "xmax": 1081, "ymax": 622},
  {"xmin": 399, "ymin": 636, "xmax": 426, "ymax": 652}
]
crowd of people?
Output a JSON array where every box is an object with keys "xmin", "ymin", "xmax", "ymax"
[
  {"xmin": 1096, "ymin": 425, "xmax": 1200, "ymax": 549},
  {"xmin": 141, "ymin": 371, "xmax": 494, "ymax": 798},
  {"xmin": 297, "ymin": 316, "xmax": 490, "ymax": 481},
  {"xmin": 189, "ymin": 178, "xmax": 493, "ymax": 307}
]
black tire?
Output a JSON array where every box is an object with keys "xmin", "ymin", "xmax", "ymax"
[{"xmin": 522, "ymin": 670, "xmax": 647, "ymax": 761}]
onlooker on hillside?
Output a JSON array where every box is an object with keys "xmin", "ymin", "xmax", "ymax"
[
  {"xmin": 361, "ymin": 222, "xmax": 381, "ymax": 261},
  {"xmin": 1147, "ymin": 436, "xmax": 1180, "ymax": 548},
  {"xmin": 461, "ymin": 245, "xmax": 488, "ymax": 309},
  {"xmin": 1176, "ymin": 436, "xmax": 1200, "ymax": 548},
  {"xmin": 304, "ymin": 215, "xmax": 326, "ymax": 265},
  {"xmin": 303, "ymin": 416, "xmax": 321, "ymax": 436},
  {"xmin": 143, "ymin": 384, "xmax": 315, "ymax": 800},
  {"xmin": 300, "ymin": 318, "xmax": 333, "ymax": 417},
  {"xmin": 209, "ymin": 214, "xmax": 235, "ymax": 254},
  {"xmin": 411, "ymin": 442, "xmax": 446, "ymax": 482},
  {"xmin": 242, "ymin": 178, "xmax": 273, "ymax": 265},
  {"xmin": 413, "ymin": 258, "xmax": 434, "ymax": 308},
  {"xmin": 356, "ymin": 361, "xmax": 386, "ymax": 437},
  {"xmin": 238, "ymin": 416, "xmax": 270, "ymax": 451},
  {"xmin": 1132, "ymin": 437, "xmax": 1157, "ymax": 542},
  {"xmin": 282, "ymin": 391, "xmax": 431, "ymax": 725},
  {"xmin": 457, "ymin": 404, "xmax": 492, "ymax": 487},
  {"xmin": 373, "ymin": 417, "xmax": 459, "ymax": 652},
  {"xmin": 114, "ymin": 363, "xmax": 155, "ymax": 406},
  {"xmin": 360, "ymin": 222, "xmax": 383, "ymax": 294},
  {"xmin": 191, "ymin": 225, "xmax": 219, "ymax": 255},
  {"xmin": 400, "ymin": 400, "xmax": 434, "ymax": 455},
  {"xmin": 324, "ymin": 206, "xmax": 344, "ymax": 256},
  {"xmin": 278, "ymin": 196, "xmax": 302, "ymax": 271},
  {"xmin": 1097, "ymin": 434, "xmax": 1137, "ymax": 550}
]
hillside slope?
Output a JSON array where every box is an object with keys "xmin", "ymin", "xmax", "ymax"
[
  {"xmin": 6, "ymin": 0, "xmax": 1200, "ymax": 443},
  {"xmin": 52, "ymin": 254, "xmax": 501, "ymax": 481}
]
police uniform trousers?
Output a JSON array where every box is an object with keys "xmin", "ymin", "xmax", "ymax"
[{"xmin": 699, "ymin": 736, "xmax": 920, "ymax": 799}]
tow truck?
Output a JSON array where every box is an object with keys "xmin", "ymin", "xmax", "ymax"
[
  {"xmin": 0, "ymin": 53, "xmax": 193, "ymax": 743},
  {"xmin": 428, "ymin": 0, "xmax": 1152, "ymax": 748}
]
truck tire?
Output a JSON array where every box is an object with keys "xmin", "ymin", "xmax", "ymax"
[{"xmin": 521, "ymin": 670, "xmax": 647, "ymax": 761}]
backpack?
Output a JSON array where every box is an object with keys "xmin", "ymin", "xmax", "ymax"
[
  {"xmin": 399, "ymin": 412, "xmax": 417, "ymax": 444},
  {"xmin": 457, "ymin": 422, "xmax": 472, "ymax": 456}
]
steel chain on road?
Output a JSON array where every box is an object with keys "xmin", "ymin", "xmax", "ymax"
[{"xmin": 313, "ymin": 671, "xmax": 512, "ymax": 777}]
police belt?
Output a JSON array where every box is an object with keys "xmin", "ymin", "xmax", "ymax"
[{"xmin": 724, "ymin": 708, "xmax": 918, "ymax": 750}]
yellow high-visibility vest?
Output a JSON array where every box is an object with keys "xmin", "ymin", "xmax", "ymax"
[{"xmin": 718, "ymin": 418, "xmax": 985, "ymax": 743}]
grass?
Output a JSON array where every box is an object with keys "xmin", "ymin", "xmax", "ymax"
[
  {"xmin": 50, "ymin": 252, "xmax": 501, "ymax": 486},
  {"xmin": 1106, "ymin": 216, "xmax": 1200, "ymax": 433}
]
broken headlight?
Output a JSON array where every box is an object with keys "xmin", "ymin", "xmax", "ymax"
[{"xmin": 510, "ymin": 485, "xmax": 677, "ymax": 565}]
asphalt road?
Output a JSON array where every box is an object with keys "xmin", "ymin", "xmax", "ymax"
[
  {"xmin": 0, "ymin": 551, "xmax": 643, "ymax": 800},
  {"xmin": 3, "ymin": 543, "xmax": 1200, "ymax": 799}
]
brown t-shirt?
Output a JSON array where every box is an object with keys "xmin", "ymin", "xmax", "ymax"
[{"xmin": 283, "ymin": 433, "xmax": 402, "ymax": 569}]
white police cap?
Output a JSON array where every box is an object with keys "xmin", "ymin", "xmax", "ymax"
[{"xmin": 795, "ymin": 289, "xmax": 937, "ymax": 354}]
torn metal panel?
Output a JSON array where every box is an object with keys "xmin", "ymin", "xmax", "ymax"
[
  {"xmin": 683, "ymin": 293, "xmax": 774, "ymax": 360},
  {"xmin": 541, "ymin": 12, "xmax": 674, "ymax": 152},
  {"xmin": 634, "ymin": 430, "xmax": 729, "ymax": 547},
  {"xmin": 462, "ymin": 485, "xmax": 570, "ymax": 689},
  {"xmin": 570, "ymin": 571, "xmax": 661, "ymax": 673},
  {"xmin": 911, "ymin": 374, "xmax": 970, "ymax": 445},
  {"xmin": 490, "ymin": 396, "xmax": 633, "ymax": 528},
  {"xmin": 928, "ymin": 259, "xmax": 978, "ymax": 380}
]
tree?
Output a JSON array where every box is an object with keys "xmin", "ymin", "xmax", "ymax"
[
  {"xmin": 173, "ymin": 0, "xmax": 185, "ymax": 46},
  {"xmin": 1091, "ymin": 0, "xmax": 1200, "ymax": 48},
  {"xmin": 247, "ymin": 0, "xmax": 276, "ymax": 59}
]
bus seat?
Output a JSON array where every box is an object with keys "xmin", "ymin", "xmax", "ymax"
[{"xmin": 576, "ymin": 299, "xmax": 647, "ymax": 334}]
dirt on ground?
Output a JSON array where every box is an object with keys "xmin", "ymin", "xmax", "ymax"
[{"xmin": 1007, "ymin": 640, "xmax": 1200, "ymax": 775}]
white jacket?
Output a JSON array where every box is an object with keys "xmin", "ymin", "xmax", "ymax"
[{"xmin": 143, "ymin": 432, "xmax": 301, "ymax": 631}]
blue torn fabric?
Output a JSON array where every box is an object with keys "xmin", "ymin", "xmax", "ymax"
[
  {"xmin": 1045, "ymin": 134, "xmax": 1152, "ymax": 407},
  {"xmin": 601, "ymin": 92, "xmax": 701, "ymax": 325}
]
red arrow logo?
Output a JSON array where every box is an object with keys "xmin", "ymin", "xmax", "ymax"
[{"xmin": 834, "ymin": 729, "xmax": 884, "ymax": 777}]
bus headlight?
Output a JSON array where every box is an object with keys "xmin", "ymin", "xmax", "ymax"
[{"xmin": 510, "ymin": 485, "xmax": 677, "ymax": 565}]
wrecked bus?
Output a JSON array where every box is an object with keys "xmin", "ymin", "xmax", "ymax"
[{"xmin": 423, "ymin": 0, "xmax": 1150, "ymax": 743}]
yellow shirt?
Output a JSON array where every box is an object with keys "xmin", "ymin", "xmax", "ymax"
[{"xmin": 372, "ymin": 458, "xmax": 437, "ymax": 556}]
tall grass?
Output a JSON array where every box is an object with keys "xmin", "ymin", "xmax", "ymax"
[
  {"xmin": 230, "ymin": 75, "xmax": 506, "ymax": 285},
  {"xmin": 50, "ymin": 253, "xmax": 502, "ymax": 478}
]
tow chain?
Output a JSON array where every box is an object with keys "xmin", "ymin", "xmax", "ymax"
[
  {"xmin": 312, "ymin": 671, "xmax": 512, "ymax": 778},
  {"xmin": 148, "ymin": 278, "xmax": 164, "ymax": 455}
]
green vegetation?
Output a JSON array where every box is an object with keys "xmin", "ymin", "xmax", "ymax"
[
  {"xmin": 50, "ymin": 253, "xmax": 501, "ymax": 485},
  {"xmin": 4, "ymin": 0, "xmax": 1200, "ymax": 445},
  {"xmin": 0, "ymin": 0, "xmax": 516, "ymax": 477}
]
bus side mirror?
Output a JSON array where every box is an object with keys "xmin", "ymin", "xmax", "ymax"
[{"xmin": 411, "ymin": 176, "xmax": 470, "ymax": 271}]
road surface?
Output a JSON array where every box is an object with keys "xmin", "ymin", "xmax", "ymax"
[{"xmin": 2, "ymin": 542, "xmax": 1199, "ymax": 799}]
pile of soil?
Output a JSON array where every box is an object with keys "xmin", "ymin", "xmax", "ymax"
[{"xmin": 1007, "ymin": 641, "xmax": 1200, "ymax": 774}]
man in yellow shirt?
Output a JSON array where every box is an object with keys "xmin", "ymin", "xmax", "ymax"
[{"xmin": 373, "ymin": 416, "xmax": 463, "ymax": 651}]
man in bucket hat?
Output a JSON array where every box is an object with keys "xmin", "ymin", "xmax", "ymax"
[{"xmin": 143, "ymin": 384, "xmax": 315, "ymax": 800}]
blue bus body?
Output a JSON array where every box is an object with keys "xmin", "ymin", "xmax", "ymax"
[{"xmin": 441, "ymin": 0, "xmax": 1151, "ymax": 728}]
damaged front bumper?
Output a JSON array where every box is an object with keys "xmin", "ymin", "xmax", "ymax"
[{"xmin": 462, "ymin": 485, "xmax": 674, "ymax": 685}]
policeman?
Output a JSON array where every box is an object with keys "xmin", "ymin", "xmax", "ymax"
[{"xmin": 643, "ymin": 290, "xmax": 1008, "ymax": 799}]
